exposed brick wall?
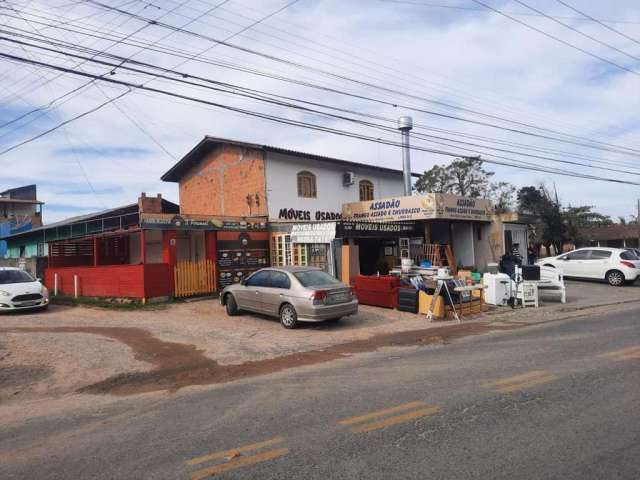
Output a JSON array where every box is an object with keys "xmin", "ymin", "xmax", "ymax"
[
  {"xmin": 138, "ymin": 193, "xmax": 163, "ymax": 213},
  {"xmin": 179, "ymin": 145, "xmax": 267, "ymax": 217}
]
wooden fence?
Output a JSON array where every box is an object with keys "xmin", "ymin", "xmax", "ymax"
[{"xmin": 174, "ymin": 259, "xmax": 216, "ymax": 297}]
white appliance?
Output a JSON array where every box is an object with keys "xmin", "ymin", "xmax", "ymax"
[{"xmin": 483, "ymin": 273, "xmax": 512, "ymax": 306}]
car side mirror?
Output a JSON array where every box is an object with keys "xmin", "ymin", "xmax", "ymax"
[
  {"xmin": 37, "ymin": 277, "xmax": 42, "ymax": 282},
  {"xmin": 240, "ymin": 279, "xmax": 248, "ymax": 286}
]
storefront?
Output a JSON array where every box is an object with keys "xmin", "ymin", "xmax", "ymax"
[
  {"xmin": 342, "ymin": 193, "xmax": 494, "ymax": 271},
  {"xmin": 270, "ymin": 220, "xmax": 418, "ymax": 279}
]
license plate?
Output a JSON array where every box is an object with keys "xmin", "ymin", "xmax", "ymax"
[
  {"xmin": 329, "ymin": 293, "xmax": 349, "ymax": 303},
  {"xmin": 19, "ymin": 301, "xmax": 39, "ymax": 307}
]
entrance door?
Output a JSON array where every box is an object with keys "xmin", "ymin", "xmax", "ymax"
[{"xmin": 451, "ymin": 223, "xmax": 474, "ymax": 268}]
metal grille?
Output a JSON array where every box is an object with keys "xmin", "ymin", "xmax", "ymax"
[{"xmin": 12, "ymin": 293, "xmax": 43, "ymax": 302}]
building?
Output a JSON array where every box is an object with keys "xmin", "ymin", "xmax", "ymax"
[
  {"xmin": 161, "ymin": 136, "xmax": 416, "ymax": 278},
  {"xmin": 578, "ymin": 224, "xmax": 640, "ymax": 249},
  {"xmin": 0, "ymin": 185, "xmax": 44, "ymax": 257},
  {"xmin": 160, "ymin": 136, "xmax": 411, "ymax": 221},
  {"xmin": 22, "ymin": 192, "xmax": 269, "ymax": 300}
]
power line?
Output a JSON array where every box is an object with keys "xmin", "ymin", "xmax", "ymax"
[
  {"xmin": 2, "ymin": 50, "xmax": 640, "ymax": 187},
  {"xmin": 510, "ymin": 0, "xmax": 640, "ymax": 63},
  {"xmin": 9, "ymin": 2, "xmax": 640, "ymax": 155},
  {"xmin": 554, "ymin": 0, "xmax": 640, "ymax": 48},
  {"xmin": 375, "ymin": 0, "xmax": 640, "ymax": 26},
  {"xmin": 0, "ymin": 86, "xmax": 130, "ymax": 156},
  {"xmin": 77, "ymin": 1, "xmax": 640, "ymax": 155},
  {"xmin": 469, "ymin": 0, "xmax": 640, "ymax": 77},
  {"xmin": 4, "ymin": 25, "xmax": 640, "ymax": 164}
]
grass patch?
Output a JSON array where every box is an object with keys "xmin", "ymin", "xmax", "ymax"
[{"xmin": 51, "ymin": 295, "xmax": 175, "ymax": 310}]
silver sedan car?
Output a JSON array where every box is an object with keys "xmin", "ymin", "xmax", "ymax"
[{"xmin": 220, "ymin": 266, "xmax": 358, "ymax": 328}]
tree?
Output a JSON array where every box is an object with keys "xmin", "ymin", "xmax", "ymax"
[
  {"xmin": 415, "ymin": 157, "xmax": 494, "ymax": 198},
  {"xmin": 488, "ymin": 181, "xmax": 517, "ymax": 214},
  {"xmin": 415, "ymin": 157, "xmax": 516, "ymax": 212},
  {"xmin": 518, "ymin": 184, "xmax": 613, "ymax": 254}
]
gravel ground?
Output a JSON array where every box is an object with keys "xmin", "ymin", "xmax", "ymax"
[{"xmin": 0, "ymin": 279, "xmax": 637, "ymax": 422}]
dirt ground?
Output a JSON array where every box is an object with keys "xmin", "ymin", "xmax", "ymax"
[{"xmin": 0, "ymin": 279, "xmax": 638, "ymax": 422}]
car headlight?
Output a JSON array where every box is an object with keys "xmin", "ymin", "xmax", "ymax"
[{"xmin": 0, "ymin": 291, "xmax": 10, "ymax": 297}]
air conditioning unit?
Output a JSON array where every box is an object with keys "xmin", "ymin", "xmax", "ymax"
[{"xmin": 343, "ymin": 171, "xmax": 355, "ymax": 186}]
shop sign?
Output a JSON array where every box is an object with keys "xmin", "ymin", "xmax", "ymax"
[
  {"xmin": 277, "ymin": 208, "xmax": 342, "ymax": 222},
  {"xmin": 336, "ymin": 221, "xmax": 417, "ymax": 237},
  {"xmin": 139, "ymin": 213, "xmax": 267, "ymax": 231},
  {"xmin": 342, "ymin": 194, "xmax": 492, "ymax": 222},
  {"xmin": 290, "ymin": 222, "xmax": 337, "ymax": 243}
]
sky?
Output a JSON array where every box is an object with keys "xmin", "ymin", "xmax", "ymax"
[{"xmin": 1, "ymin": 0, "xmax": 639, "ymax": 222}]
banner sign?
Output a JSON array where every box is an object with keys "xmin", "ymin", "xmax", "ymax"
[
  {"xmin": 139, "ymin": 213, "xmax": 268, "ymax": 231},
  {"xmin": 336, "ymin": 221, "xmax": 417, "ymax": 238},
  {"xmin": 342, "ymin": 194, "xmax": 492, "ymax": 222},
  {"xmin": 290, "ymin": 222, "xmax": 337, "ymax": 243}
]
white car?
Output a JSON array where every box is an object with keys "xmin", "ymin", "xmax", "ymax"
[
  {"xmin": 537, "ymin": 247, "xmax": 640, "ymax": 286},
  {"xmin": 0, "ymin": 267, "xmax": 50, "ymax": 312}
]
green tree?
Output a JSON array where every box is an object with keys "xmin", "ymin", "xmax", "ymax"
[{"xmin": 518, "ymin": 185, "xmax": 612, "ymax": 254}]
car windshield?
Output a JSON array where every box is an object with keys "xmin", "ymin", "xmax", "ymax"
[
  {"xmin": 294, "ymin": 270, "xmax": 341, "ymax": 287},
  {"xmin": 0, "ymin": 270, "xmax": 35, "ymax": 284}
]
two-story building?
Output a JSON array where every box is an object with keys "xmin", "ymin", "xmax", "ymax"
[
  {"xmin": 0, "ymin": 184, "xmax": 43, "ymax": 257},
  {"xmin": 161, "ymin": 136, "xmax": 416, "ymax": 278}
]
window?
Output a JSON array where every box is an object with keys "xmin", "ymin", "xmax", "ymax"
[
  {"xmin": 293, "ymin": 269, "xmax": 340, "ymax": 287},
  {"xmin": 293, "ymin": 244, "xmax": 308, "ymax": 266},
  {"xmin": 246, "ymin": 270, "xmax": 271, "ymax": 287},
  {"xmin": 297, "ymin": 171, "xmax": 317, "ymax": 198},
  {"xmin": 268, "ymin": 271, "xmax": 291, "ymax": 289},
  {"xmin": 359, "ymin": 180, "xmax": 374, "ymax": 201},
  {"xmin": 0, "ymin": 270, "xmax": 35, "ymax": 284},
  {"xmin": 565, "ymin": 250, "xmax": 590, "ymax": 260},
  {"xmin": 620, "ymin": 251, "xmax": 637, "ymax": 260},
  {"xmin": 272, "ymin": 234, "xmax": 292, "ymax": 266}
]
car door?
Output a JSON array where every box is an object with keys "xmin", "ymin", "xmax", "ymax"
[
  {"xmin": 557, "ymin": 250, "xmax": 590, "ymax": 277},
  {"xmin": 239, "ymin": 270, "xmax": 271, "ymax": 312},
  {"xmin": 260, "ymin": 271, "xmax": 292, "ymax": 316},
  {"xmin": 585, "ymin": 250, "xmax": 612, "ymax": 278}
]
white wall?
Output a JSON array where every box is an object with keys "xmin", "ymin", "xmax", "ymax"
[{"xmin": 264, "ymin": 151, "xmax": 406, "ymax": 222}]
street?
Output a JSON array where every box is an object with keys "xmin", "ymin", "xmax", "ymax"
[{"xmin": 2, "ymin": 305, "xmax": 639, "ymax": 479}]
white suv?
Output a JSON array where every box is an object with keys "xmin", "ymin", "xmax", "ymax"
[{"xmin": 538, "ymin": 247, "xmax": 640, "ymax": 286}]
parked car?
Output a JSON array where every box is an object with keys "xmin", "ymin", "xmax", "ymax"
[
  {"xmin": 537, "ymin": 247, "xmax": 640, "ymax": 286},
  {"xmin": 0, "ymin": 267, "xmax": 50, "ymax": 312},
  {"xmin": 220, "ymin": 266, "xmax": 358, "ymax": 328}
]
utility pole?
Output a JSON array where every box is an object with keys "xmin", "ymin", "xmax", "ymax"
[{"xmin": 637, "ymin": 199, "xmax": 640, "ymax": 248}]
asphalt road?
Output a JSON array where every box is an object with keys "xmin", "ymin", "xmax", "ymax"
[{"xmin": 2, "ymin": 306, "xmax": 640, "ymax": 479}]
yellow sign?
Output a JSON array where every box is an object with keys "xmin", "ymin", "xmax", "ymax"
[{"xmin": 342, "ymin": 194, "xmax": 492, "ymax": 222}]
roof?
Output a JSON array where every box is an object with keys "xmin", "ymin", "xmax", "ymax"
[
  {"xmin": 161, "ymin": 136, "xmax": 421, "ymax": 182},
  {"xmin": 0, "ymin": 197, "xmax": 43, "ymax": 205},
  {"xmin": 2, "ymin": 198, "xmax": 179, "ymax": 240},
  {"xmin": 579, "ymin": 224, "xmax": 640, "ymax": 241},
  {"xmin": 3, "ymin": 203, "xmax": 138, "ymax": 240}
]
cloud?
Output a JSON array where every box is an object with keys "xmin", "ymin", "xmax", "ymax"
[{"xmin": 52, "ymin": 146, "xmax": 153, "ymax": 158}]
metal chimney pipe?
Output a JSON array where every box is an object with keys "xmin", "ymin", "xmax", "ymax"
[{"xmin": 398, "ymin": 116, "xmax": 413, "ymax": 196}]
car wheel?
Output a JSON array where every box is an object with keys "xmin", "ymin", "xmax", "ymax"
[
  {"xmin": 225, "ymin": 294, "xmax": 239, "ymax": 316},
  {"xmin": 279, "ymin": 303, "xmax": 298, "ymax": 329},
  {"xmin": 606, "ymin": 270, "xmax": 625, "ymax": 287}
]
